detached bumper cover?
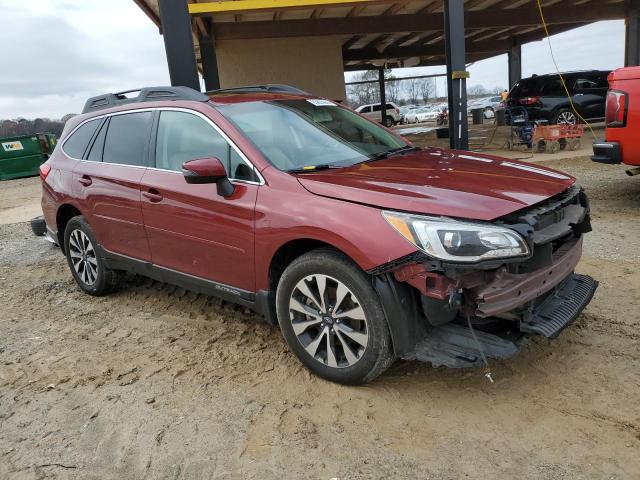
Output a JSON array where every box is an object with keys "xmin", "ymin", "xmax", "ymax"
[{"xmin": 592, "ymin": 141, "xmax": 621, "ymax": 164}]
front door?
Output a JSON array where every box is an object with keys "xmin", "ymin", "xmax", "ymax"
[{"xmin": 140, "ymin": 109, "xmax": 260, "ymax": 292}]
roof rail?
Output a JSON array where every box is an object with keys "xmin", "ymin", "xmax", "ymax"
[
  {"xmin": 206, "ymin": 84, "xmax": 309, "ymax": 95},
  {"xmin": 81, "ymin": 86, "xmax": 209, "ymax": 114}
]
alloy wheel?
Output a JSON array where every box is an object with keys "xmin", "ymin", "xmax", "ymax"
[
  {"xmin": 68, "ymin": 229, "xmax": 98, "ymax": 286},
  {"xmin": 288, "ymin": 274, "xmax": 368, "ymax": 368},
  {"xmin": 557, "ymin": 111, "xmax": 577, "ymax": 125}
]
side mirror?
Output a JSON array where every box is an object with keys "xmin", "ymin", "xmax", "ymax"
[{"xmin": 182, "ymin": 157, "xmax": 235, "ymax": 197}]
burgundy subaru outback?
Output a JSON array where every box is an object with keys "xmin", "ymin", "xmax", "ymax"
[{"xmin": 38, "ymin": 85, "xmax": 597, "ymax": 384}]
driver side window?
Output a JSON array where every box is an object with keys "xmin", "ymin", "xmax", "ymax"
[{"xmin": 155, "ymin": 110, "xmax": 257, "ymax": 182}]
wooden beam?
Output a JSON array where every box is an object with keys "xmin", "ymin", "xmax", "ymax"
[
  {"xmin": 343, "ymin": 39, "xmax": 512, "ymax": 61},
  {"xmin": 343, "ymin": 19, "xmax": 595, "ymax": 65},
  {"xmin": 212, "ymin": 3, "xmax": 625, "ymax": 40},
  {"xmin": 189, "ymin": 0, "xmax": 382, "ymax": 16}
]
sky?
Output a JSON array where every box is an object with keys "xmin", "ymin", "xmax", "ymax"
[{"xmin": 0, "ymin": 0, "xmax": 626, "ymax": 119}]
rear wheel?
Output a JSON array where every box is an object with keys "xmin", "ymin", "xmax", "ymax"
[
  {"xmin": 276, "ymin": 249, "xmax": 394, "ymax": 384},
  {"xmin": 64, "ymin": 216, "xmax": 121, "ymax": 296},
  {"xmin": 553, "ymin": 108, "xmax": 578, "ymax": 125}
]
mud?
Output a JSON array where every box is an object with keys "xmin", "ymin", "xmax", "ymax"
[{"xmin": 1, "ymin": 156, "xmax": 639, "ymax": 479}]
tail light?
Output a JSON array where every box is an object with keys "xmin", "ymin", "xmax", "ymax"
[
  {"xmin": 39, "ymin": 163, "xmax": 51, "ymax": 182},
  {"xmin": 519, "ymin": 96, "xmax": 541, "ymax": 106},
  {"xmin": 606, "ymin": 90, "xmax": 628, "ymax": 128}
]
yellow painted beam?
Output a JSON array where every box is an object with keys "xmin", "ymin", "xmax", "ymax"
[{"xmin": 188, "ymin": 0, "xmax": 377, "ymax": 16}]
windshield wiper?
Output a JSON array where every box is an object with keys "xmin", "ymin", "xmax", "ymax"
[
  {"xmin": 286, "ymin": 164, "xmax": 342, "ymax": 174},
  {"xmin": 367, "ymin": 145, "xmax": 420, "ymax": 161}
]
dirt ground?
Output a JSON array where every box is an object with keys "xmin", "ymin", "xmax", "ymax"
[{"xmin": 1, "ymin": 154, "xmax": 639, "ymax": 479}]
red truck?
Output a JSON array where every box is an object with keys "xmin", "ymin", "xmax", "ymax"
[{"xmin": 592, "ymin": 66, "xmax": 640, "ymax": 175}]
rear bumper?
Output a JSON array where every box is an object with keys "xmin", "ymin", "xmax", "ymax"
[{"xmin": 592, "ymin": 141, "xmax": 622, "ymax": 164}]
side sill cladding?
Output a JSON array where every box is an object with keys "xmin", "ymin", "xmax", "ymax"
[{"xmin": 100, "ymin": 247, "xmax": 274, "ymax": 320}]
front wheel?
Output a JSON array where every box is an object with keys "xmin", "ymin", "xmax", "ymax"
[
  {"xmin": 276, "ymin": 249, "xmax": 395, "ymax": 384},
  {"xmin": 383, "ymin": 117, "xmax": 393, "ymax": 127}
]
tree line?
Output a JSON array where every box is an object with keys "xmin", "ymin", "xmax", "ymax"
[
  {"xmin": 346, "ymin": 69, "xmax": 504, "ymax": 107},
  {"xmin": 0, "ymin": 114, "xmax": 76, "ymax": 139}
]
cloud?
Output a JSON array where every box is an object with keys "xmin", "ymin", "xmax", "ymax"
[{"xmin": 0, "ymin": 0, "xmax": 169, "ymax": 119}]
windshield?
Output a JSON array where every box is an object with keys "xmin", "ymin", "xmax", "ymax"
[{"xmin": 216, "ymin": 99, "xmax": 407, "ymax": 171}]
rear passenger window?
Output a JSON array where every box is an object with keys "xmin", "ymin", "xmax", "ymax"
[
  {"xmin": 86, "ymin": 120, "xmax": 108, "ymax": 162},
  {"xmin": 103, "ymin": 112, "xmax": 153, "ymax": 166},
  {"xmin": 155, "ymin": 111, "xmax": 257, "ymax": 181},
  {"xmin": 63, "ymin": 119, "xmax": 100, "ymax": 159}
]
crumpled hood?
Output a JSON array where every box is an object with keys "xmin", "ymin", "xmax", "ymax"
[{"xmin": 296, "ymin": 148, "xmax": 575, "ymax": 221}]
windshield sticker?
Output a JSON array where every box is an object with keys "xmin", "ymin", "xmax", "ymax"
[
  {"xmin": 307, "ymin": 99, "xmax": 335, "ymax": 107},
  {"xmin": 2, "ymin": 141, "xmax": 24, "ymax": 152},
  {"xmin": 500, "ymin": 161, "xmax": 570, "ymax": 179}
]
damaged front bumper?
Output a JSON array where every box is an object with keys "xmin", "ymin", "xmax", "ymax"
[{"xmin": 372, "ymin": 186, "xmax": 598, "ymax": 368}]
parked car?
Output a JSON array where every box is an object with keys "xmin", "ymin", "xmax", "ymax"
[
  {"xmin": 592, "ymin": 66, "xmax": 640, "ymax": 175},
  {"xmin": 506, "ymin": 70, "xmax": 611, "ymax": 124},
  {"xmin": 355, "ymin": 102, "xmax": 401, "ymax": 127},
  {"xmin": 39, "ymin": 85, "xmax": 597, "ymax": 384},
  {"xmin": 468, "ymin": 96, "xmax": 503, "ymax": 118},
  {"xmin": 405, "ymin": 106, "xmax": 440, "ymax": 124}
]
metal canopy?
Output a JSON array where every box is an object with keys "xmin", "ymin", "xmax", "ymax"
[{"xmin": 135, "ymin": 0, "xmax": 626, "ymax": 72}]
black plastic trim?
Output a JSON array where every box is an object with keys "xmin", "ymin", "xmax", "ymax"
[
  {"xmin": 591, "ymin": 141, "xmax": 622, "ymax": 164},
  {"xmin": 372, "ymin": 273, "xmax": 428, "ymax": 356},
  {"xmin": 82, "ymin": 86, "xmax": 209, "ymax": 114},
  {"xmin": 100, "ymin": 247, "xmax": 270, "ymax": 316}
]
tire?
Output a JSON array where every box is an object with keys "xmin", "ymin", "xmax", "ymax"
[
  {"xmin": 553, "ymin": 108, "xmax": 578, "ymax": 125},
  {"xmin": 536, "ymin": 140, "xmax": 546, "ymax": 153},
  {"xmin": 64, "ymin": 216, "xmax": 122, "ymax": 296},
  {"xmin": 276, "ymin": 249, "xmax": 395, "ymax": 385},
  {"xmin": 548, "ymin": 140, "xmax": 561, "ymax": 154},
  {"xmin": 569, "ymin": 138, "xmax": 581, "ymax": 151},
  {"xmin": 383, "ymin": 117, "xmax": 393, "ymax": 128},
  {"xmin": 30, "ymin": 216, "xmax": 46, "ymax": 236}
]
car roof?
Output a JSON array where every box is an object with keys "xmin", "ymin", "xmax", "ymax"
[
  {"xmin": 207, "ymin": 91, "xmax": 316, "ymax": 105},
  {"xmin": 520, "ymin": 70, "xmax": 611, "ymax": 81}
]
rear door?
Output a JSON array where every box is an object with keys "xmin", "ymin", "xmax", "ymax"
[
  {"xmin": 72, "ymin": 111, "xmax": 153, "ymax": 261},
  {"xmin": 140, "ymin": 109, "xmax": 260, "ymax": 292},
  {"xmin": 572, "ymin": 73, "xmax": 608, "ymax": 119}
]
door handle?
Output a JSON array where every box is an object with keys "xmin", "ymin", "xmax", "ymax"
[
  {"xmin": 142, "ymin": 189, "xmax": 163, "ymax": 203},
  {"xmin": 78, "ymin": 175, "xmax": 92, "ymax": 187}
]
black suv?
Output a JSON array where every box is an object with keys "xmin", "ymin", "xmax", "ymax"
[{"xmin": 506, "ymin": 70, "xmax": 610, "ymax": 125}]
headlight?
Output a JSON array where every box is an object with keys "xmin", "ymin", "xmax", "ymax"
[{"xmin": 382, "ymin": 211, "xmax": 529, "ymax": 263}]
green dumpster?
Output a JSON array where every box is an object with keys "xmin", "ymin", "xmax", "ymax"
[{"xmin": 0, "ymin": 133, "xmax": 56, "ymax": 181}]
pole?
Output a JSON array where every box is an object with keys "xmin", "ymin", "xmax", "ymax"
[
  {"xmin": 158, "ymin": 0, "xmax": 200, "ymax": 91},
  {"xmin": 378, "ymin": 67, "xmax": 387, "ymax": 126},
  {"xmin": 444, "ymin": 0, "xmax": 469, "ymax": 150}
]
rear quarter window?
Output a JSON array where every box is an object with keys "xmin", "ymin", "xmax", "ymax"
[{"xmin": 63, "ymin": 119, "xmax": 100, "ymax": 159}]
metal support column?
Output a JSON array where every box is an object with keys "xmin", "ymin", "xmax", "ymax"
[
  {"xmin": 378, "ymin": 67, "xmax": 387, "ymax": 127},
  {"xmin": 508, "ymin": 44, "xmax": 522, "ymax": 90},
  {"xmin": 158, "ymin": 0, "xmax": 200, "ymax": 91},
  {"xmin": 626, "ymin": 1, "xmax": 640, "ymax": 66},
  {"xmin": 444, "ymin": 0, "xmax": 469, "ymax": 150},
  {"xmin": 199, "ymin": 22, "xmax": 221, "ymax": 91}
]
